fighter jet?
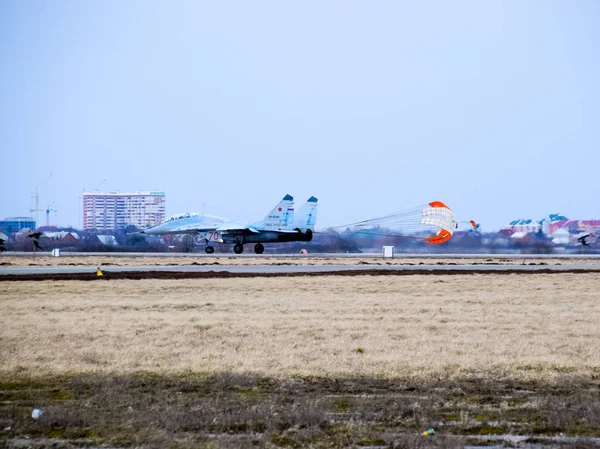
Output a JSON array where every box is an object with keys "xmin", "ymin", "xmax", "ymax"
[{"xmin": 142, "ymin": 195, "xmax": 318, "ymax": 254}]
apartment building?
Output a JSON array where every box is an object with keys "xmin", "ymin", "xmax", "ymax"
[{"xmin": 83, "ymin": 191, "xmax": 165, "ymax": 230}]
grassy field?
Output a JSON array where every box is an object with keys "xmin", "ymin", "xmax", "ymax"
[{"xmin": 1, "ymin": 273, "xmax": 599, "ymax": 447}]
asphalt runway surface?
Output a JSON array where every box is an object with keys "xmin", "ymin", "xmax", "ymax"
[
  {"xmin": 1, "ymin": 262, "xmax": 599, "ymax": 281},
  {"xmin": 3, "ymin": 251, "xmax": 600, "ymax": 259}
]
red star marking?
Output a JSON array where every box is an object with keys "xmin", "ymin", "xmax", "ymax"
[{"xmin": 278, "ymin": 207, "xmax": 282, "ymax": 212}]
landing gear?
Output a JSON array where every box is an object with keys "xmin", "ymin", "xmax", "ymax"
[
  {"xmin": 304, "ymin": 229, "xmax": 313, "ymax": 242},
  {"xmin": 254, "ymin": 243, "xmax": 264, "ymax": 254},
  {"xmin": 233, "ymin": 243, "xmax": 244, "ymax": 254},
  {"xmin": 205, "ymin": 245, "xmax": 215, "ymax": 254}
]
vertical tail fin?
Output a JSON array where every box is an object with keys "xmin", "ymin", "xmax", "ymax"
[
  {"xmin": 256, "ymin": 194, "xmax": 294, "ymax": 230},
  {"xmin": 294, "ymin": 196, "xmax": 318, "ymax": 231}
]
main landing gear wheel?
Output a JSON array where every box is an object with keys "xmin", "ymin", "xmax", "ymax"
[
  {"xmin": 304, "ymin": 229, "xmax": 313, "ymax": 242},
  {"xmin": 233, "ymin": 243, "xmax": 244, "ymax": 254},
  {"xmin": 254, "ymin": 243, "xmax": 264, "ymax": 254},
  {"xmin": 205, "ymin": 245, "xmax": 215, "ymax": 254}
]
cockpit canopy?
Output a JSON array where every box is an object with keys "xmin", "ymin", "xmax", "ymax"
[{"xmin": 167, "ymin": 212, "xmax": 199, "ymax": 221}]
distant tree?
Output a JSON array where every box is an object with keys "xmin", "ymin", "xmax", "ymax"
[
  {"xmin": 37, "ymin": 226, "xmax": 59, "ymax": 232},
  {"xmin": 127, "ymin": 233, "xmax": 147, "ymax": 247},
  {"xmin": 531, "ymin": 228, "xmax": 553, "ymax": 254},
  {"xmin": 124, "ymin": 224, "xmax": 140, "ymax": 234}
]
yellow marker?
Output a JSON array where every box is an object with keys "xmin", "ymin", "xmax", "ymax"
[{"xmin": 96, "ymin": 268, "xmax": 103, "ymax": 277}]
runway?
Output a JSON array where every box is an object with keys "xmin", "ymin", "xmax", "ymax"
[
  {"xmin": 1, "ymin": 262, "xmax": 599, "ymax": 281},
  {"xmin": 3, "ymin": 251, "xmax": 600, "ymax": 259}
]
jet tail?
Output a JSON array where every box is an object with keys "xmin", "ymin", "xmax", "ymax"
[
  {"xmin": 255, "ymin": 194, "xmax": 294, "ymax": 230},
  {"xmin": 294, "ymin": 196, "xmax": 318, "ymax": 232}
]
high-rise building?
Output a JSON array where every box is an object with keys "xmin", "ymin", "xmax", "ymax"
[{"xmin": 83, "ymin": 191, "xmax": 166, "ymax": 230}]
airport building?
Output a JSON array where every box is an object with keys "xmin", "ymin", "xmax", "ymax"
[
  {"xmin": 0, "ymin": 217, "xmax": 36, "ymax": 233},
  {"xmin": 83, "ymin": 191, "xmax": 166, "ymax": 231}
]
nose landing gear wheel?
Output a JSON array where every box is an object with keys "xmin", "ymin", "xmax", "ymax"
[
  {"xmin": 233, "ymin": 243, "xmax": 244, "ymax": 254},
  {"xmin": 254, "ymin": 243, "xmax": 264, "ymax": 254},
  {"xmin": 205, "ymin": 245, "xmax": 215, "ymax": 254}
]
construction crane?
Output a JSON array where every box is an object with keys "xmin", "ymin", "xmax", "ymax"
[
  {"xmin": 30, "ymin": 173, "xmax": 53, "ymax": 227},
  {"xmin": 46, "ymin": 203, "xmax": 58, "ymax": 227},
  {"xmin": 83, "ymin": 178, "xmax": 107, "ymax": 192}
]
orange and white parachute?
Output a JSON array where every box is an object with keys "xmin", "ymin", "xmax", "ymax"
[
  {"xmin": 421, "ymin": 201, "xmax": 456, "ymax": 244},
  {"xmin": 330, "ymin": 201, "xmax": 456, "ymax": 244}
]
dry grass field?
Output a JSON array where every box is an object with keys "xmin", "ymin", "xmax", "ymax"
[
  {"xmin": 2, "ymin": 273, "xmax": 600, "ymax": 448},
  {"xmin": 1, "ymin": 274, "xmax": 599, "ymax": 378}
]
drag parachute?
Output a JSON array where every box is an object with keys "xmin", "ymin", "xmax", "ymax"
[{"xmin": 330, "ymin": 201, "xmax": 456, "ymax": 244}]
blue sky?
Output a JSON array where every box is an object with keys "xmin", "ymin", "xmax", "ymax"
[{"xmin": 1, "ymin": 1, "xmax": 598, "ymax": 231}]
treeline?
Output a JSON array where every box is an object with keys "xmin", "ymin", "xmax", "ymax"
[{"xmin": 2, "ymin": 227, "xmax": 596, "ymax": 254}]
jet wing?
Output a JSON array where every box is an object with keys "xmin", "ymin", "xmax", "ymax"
[
  {"xmin": 216, "ymin": 223, "xmax": 300, "ymax": 234},
  {"xmin": 216, "ymin": 222, "xmax": 260, "ymax": 233}
]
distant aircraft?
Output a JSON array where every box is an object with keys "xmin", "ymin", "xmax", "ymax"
[
  {"xmin": 578, "ymin": 234, "xmax": 591, "ymax": 247},
  {"xmin": 27, "ymin": 231, "xmax": 44, "ymax": 251},
  {"xmin": 142, "ymin": 195, "xmax": 318, "ymax": 254}
]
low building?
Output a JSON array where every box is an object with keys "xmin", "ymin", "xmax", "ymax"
[
  {"xmin": 507, "ymin": 214, "xmax": 600, "ymax": 238},
  {"xmin": 505, "ymin": 219, "xmax": 542, "ymax": 234},
  {"xmin": 97, "ymin": 235, "xmax": 119, "ymax": 246},
  {"xmin": 14, "ymin": 228, "xmax": 34, "ymax": 242},
  {"xmin": 42, "ymin": 232, "xmax": 80, "ymax": 243},
  {"xmin": 0, "ymin": 217, "xmax": 36, "ymax": 234},
  {"xmin": 551, "ymin": 228, "xmax": 570, "ymax": 245}
]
